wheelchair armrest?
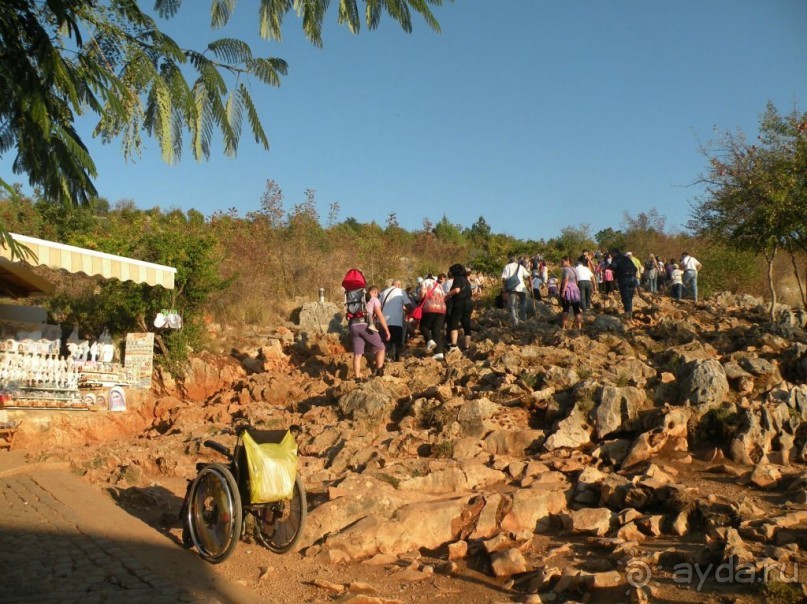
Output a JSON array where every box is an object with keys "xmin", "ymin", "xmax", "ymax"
[{"xmin": 203, "ymin": 439, "xmax": 232, "ymax": 460}]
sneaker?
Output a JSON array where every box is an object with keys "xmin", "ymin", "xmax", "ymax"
[
  {"xmin": 425, "ymin": 339, "xmax": 437, "ymax": 353},
  {"xmin": 432, "ymin": 353, "xmax": 444, "ymax": 360},
  {"xmin": 448, "ymin": 345, "xmax": 459, "ymax": 353}
]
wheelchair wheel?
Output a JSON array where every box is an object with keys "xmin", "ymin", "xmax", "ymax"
[
  {"xmin": 186, "ymin": 463, "xmax": 242, "ymax": 563},
  {"xmin": 255, "ymin": 474, "xmax": 307, "ymax": 553}
]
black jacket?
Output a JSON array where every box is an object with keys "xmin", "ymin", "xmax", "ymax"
[{"xmin": 612, "ymin": 254, "xmax": 637, "ymax": 282}]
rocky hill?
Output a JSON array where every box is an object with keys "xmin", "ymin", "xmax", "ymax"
[{"xmin": 13, "ymin": 290, "xmax": 807, "ymax": 603}]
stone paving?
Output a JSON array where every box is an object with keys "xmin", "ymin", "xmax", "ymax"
[{"xmin": 0, "ymin": 460, "xmax": 257, "ymax": 603}]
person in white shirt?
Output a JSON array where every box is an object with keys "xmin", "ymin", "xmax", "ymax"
[
  {"xmin": 531, "ymin": 271, "xmax": 543, "ymax": 302},
  {"xmin": 501, "ymin": 257, "xmax": 530, "ymax": 325},
  {"xmin": 574, "ymin": 256, "xmax": 595, "ymax": 311},
  {"xmin": 379, "ymin": 279, "xmax": 412, "ymax": 361},
  {"xmin": 680, "ymin": 252, "xmax": 703, "ymax": 302},
  {"xmin": 670, "ymin": 263, "xmax": 684, "ymax": 300}
]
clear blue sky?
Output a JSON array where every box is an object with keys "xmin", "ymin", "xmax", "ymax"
[{"xmin": 3, "ymin": 1, "xmax": 806, "ymax": 241}]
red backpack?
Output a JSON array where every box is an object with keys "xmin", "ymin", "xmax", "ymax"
[{"xmin": 342, "ymin": 269, "xmax": 368, "ymax": 320}]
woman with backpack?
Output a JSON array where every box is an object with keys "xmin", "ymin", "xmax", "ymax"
[{"xmin": 419, "ymin": 273, "xmax": 447, "ymax": 360}]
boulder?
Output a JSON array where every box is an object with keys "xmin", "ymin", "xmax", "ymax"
[
  {"xmin": 595, "ymin": 385, "xmax": 645, "ymax": 439},
  {"xmin": 677, "ymin": 358, "xmax": 729, "ymax": 410},
  {"xmin": 564, "ymin": 507, "xmax": 613, "ymax": 536},
  {"xmin": 490, "ymin": 548, "xmax": 528, "ymax": 577},
  {"xmin": 180, "ymin": 352, "xmax": 246, "ymax": 402},
  {"xmin": 338, "ymin": 385, "xmax": 396, "ymax": 428},
  {"xmin": 500, "ymin": 485, "xmax": 568, "ymax": 533},
  {"xmin": 323, "ymin": 496, "xmax": 472, "ymax": 560},
  {"xmin": 298, "ymin": 301, "xmax": 343, "ymax": 334},
  {"xmin": 544, "ymin": 404, "xmax": 592, "ymax": 451},
  {"xmin": 484, "ymin": 429, "xmax": 545, "ymax": 457},
  {"xmin": 300, "ymin": 474, "xmax": 430, "ymax": 549}
]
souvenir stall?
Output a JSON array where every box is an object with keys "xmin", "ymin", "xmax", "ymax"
[{"xmin": 0, "ymin": 233, "xmax": 176, "ymax": 425}]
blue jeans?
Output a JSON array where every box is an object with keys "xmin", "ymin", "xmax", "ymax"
[
  {"xmin": 509, "ymin": 291, "xmax": 527, "ymax": 324},
  {"xmin": 683, "ymin": 270, "xmax": 698, "ymax": 301}
]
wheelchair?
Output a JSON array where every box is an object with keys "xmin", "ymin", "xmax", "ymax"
[{"xmin": 180, "ymin": 424, "xmax": 307, "ymax": 563}]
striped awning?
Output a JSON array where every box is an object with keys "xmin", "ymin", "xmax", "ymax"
[{"xmin": 0, "ymin": 233, "xmax": 176, "ymax": 290}]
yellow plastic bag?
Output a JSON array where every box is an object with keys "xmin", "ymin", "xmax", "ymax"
[{"xmin": 243, "ymin": 430, "xmax": 298, "ymax": 503}]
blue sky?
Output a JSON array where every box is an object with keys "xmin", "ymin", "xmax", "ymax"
[{"xmin": 3, "ymin": 0, "xmax": 806, "ymax": 241}]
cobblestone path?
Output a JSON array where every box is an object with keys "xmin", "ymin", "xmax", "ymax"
[{"xmin": 0, "ymin": 467, "xmax": 256, "ymax": 603}]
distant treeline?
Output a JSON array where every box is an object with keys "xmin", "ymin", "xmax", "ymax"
[{"xmin": 0, "ymin": 181, "xmax": 787, "ymax": 368}]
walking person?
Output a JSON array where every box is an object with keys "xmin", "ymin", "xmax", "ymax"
[
  {"xmin": 379, "ymin": 279, "xmax": 412, "ymax": 362},
  {"xmin": 560, "ymin": 257, "xmax": 583, "ymax": 330},
  {"xmin": 645, "ymin": 254, "xmax": 659, "ymax": 293},
  {"xmin": 670, "ymin": 263, "xmax": 684, "ymax": 300},
  {"xmin": 446, "ymin": 264, "xmax": 473, "ymax": 351},
  {"xmin": 574, "ymin": 255, "xmax": 595, "ymax": 311},
  {"xmin": 350, "ymin": 285, "xmax": 390, "ymax": 380},
  {"xmin": 531, "ymin": 271, "xmax": 543, "ymax": 302},
  {"xmin": 419, "ymin": 274, "xmax": 447, "ymax": 360},
  {"xmin": 680, "ymin": 252, "xmax": 703, "ymax": 301},
  {"xmin": 611, "ymin": 249, "xmax": 639, "ymax": 318},
  {"xmin": 501, "ymin": 257, "xmax": 530, "ymax": 326}
]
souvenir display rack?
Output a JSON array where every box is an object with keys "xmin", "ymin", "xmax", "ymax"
[{"xmin": 0, "ymin": 328, "xmax": 129, "ymax": 411}]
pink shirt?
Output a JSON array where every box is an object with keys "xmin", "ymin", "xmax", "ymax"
[{"xmin": 366, "ymin": 296, "xmax": 381, "ymax": 320}]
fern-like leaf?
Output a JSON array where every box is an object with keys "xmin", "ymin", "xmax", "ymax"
[
  {"xmin": 239, "ymin": 84, "xmax": 269, "ymax": 149},
  {"xmin": 338, "ymin": 0, "xmax": 360, "ymax": 33},
  {"xmin": 154, "ymin": 0, "xmax": 182, "ymax": 19},
  {"xmin": 211, "ymin": 0, "xmax": 237, "ymax": 28},
  {"xmin": 208, "ymin": 38, "xmax": 253, "ymax": 64},
  {"xmin": 259, "ymin": 0, "xmax": 293, "ymax": 41},
  {"xmin": 246, "ymin": 57, "xmax": 288, "ymax": 87}
]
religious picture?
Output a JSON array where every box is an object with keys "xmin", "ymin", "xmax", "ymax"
[
  {"xmin": 108, "ymin": 386, "xmax": 126, "ymax": 412},
  {"xmin": 82, "ymin": 393, "xmax": 96, "ymax": 407}
]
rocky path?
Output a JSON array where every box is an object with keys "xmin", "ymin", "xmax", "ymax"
[{"xmin": 6, "ymin": 291, "xmax": 807, "ymax": 603}]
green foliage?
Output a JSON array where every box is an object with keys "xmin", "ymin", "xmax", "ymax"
[
  {"xmin": 1, "ymin": 0, "xmax": 445, "ymax": 216},
  {"xmin": 419, "ymin": 401, "xmax": 452, "ymax": 431},
  {"xmin": 433, "ymin": 215, "xmax": 465, "ymax": 246},
  {"xmin": 696, "ymin": 243, "xmax": 762, "ymax": 298},
  {"xmin": 432, "ymin": 440, "xmax": 454, "ymax": 459},
  {"xmin": 595, "ymin": 227, "xmax": 626, "ymax": 251},
  {"xmin": 762, "ymin": 580, "xmax": 804, "ymax": 604},
  {"xmin": 549, "ymin": 224, "xmax": 595, "ymax": 259}
]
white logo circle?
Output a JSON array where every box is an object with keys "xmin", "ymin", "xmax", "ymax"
[{"xmin": 626, "ymin": 560, "xmax": 652, "ymax": 588}]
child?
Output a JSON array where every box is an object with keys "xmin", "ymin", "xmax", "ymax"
[
  {"xmin": 670, "ymin": 263, "xmax": 684, "ymax": 300},
  {"xmin": 531, "ymin": 271, "xmax": 543, "ymax": 302},
  {"xmin": 366, "ymin": 286, "xmax": 380, "ymax": 332},
  {"xmin": 547, "ymin": 274, "xmax": 559, "ymax": 301}
]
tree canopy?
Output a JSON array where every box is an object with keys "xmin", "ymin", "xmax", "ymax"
[
  {"xmin": 690, "ymin": 103, "xmax": 807, "ymax": 318},
  {"xmin": 0, "ymin": 0, "xmax": 447, "ymax": 219}
]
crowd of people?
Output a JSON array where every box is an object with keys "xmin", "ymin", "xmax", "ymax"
[
  {"xmin": 346, "ymin": 250, "xmax": 702, "ymax": 379},
  {"xmin": 346, "ymin": 264, "xmax": 481, "ymax": 380},
  {"xmin": 501, "ymin": 249, "xmax": 703, "ymax": 325}
]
